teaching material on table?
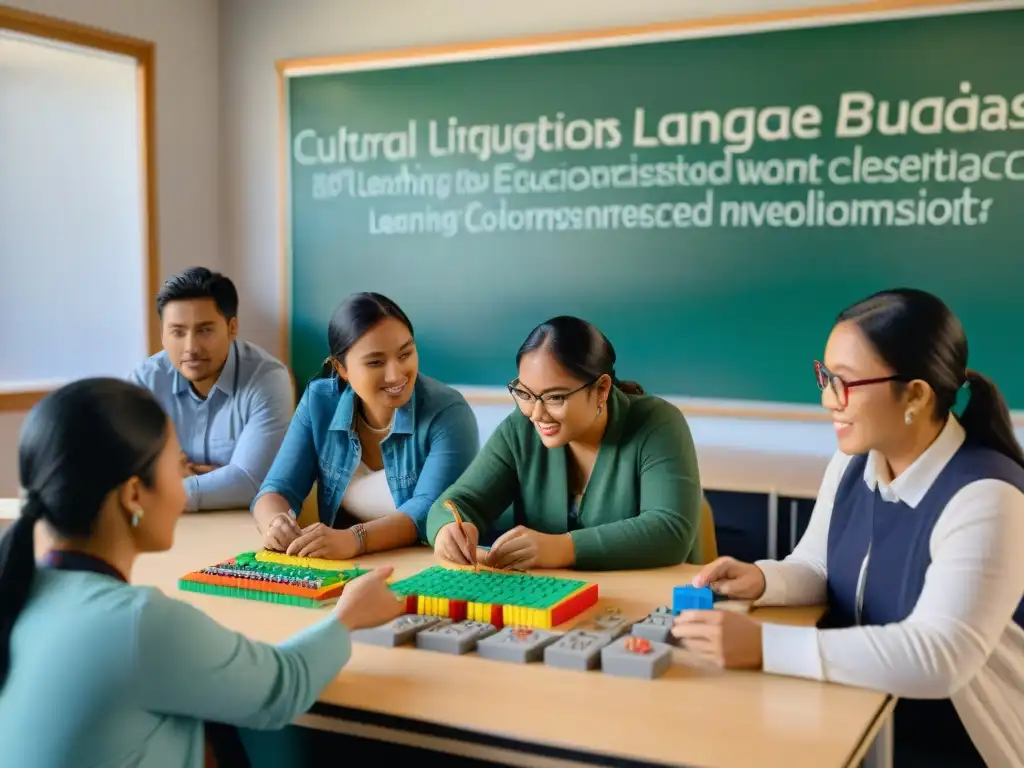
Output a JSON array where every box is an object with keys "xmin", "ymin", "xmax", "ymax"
[
  {"xmin": 350, "ymin": 614, "xmax": 443, "ymax": 647},
  {"xmin": 388, "ymin": 565, "xmax": 598, "ymax": 630},
  {"xmin": 574, "ymin": 607, "xmax": 633, "ymax": 639},
  {"xmin": 601, "ymin": 636, "xmax": 674, "ymax": 680},
  {"xmin": 544, "ymin": 629, "xmax": 615, "ymax": 671},
  {"xmin": 414, "ymin": 619, "xmax": 498, "ymax": 654},
  {"xmin": 673, "ymin": 585, "xmax": 714, "ymax": 612},
  {"xmin": 631, "ymin": 606, "xmax": 675, "ymax": 643},
  {"xmin": 475, "ymin": 627, "xmax": 562, "ymax": 664},
  {"xmin": 177, "ymin": 551, "xmax": 371, "ymax": 608}
]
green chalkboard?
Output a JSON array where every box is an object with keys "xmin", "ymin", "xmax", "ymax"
[{"xmin": 285, "ymin": 5, "xmax": 1024, "ymax": 408}]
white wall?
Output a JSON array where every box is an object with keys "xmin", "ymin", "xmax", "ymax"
[{"xmin": 0, "ymin": 0, "xmax": 220, "ymax": 495}]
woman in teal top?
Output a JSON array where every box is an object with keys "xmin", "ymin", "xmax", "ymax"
[
  {"xmin": 427, "ymin": 316, "xmax": 703, "ymax": 571},
  {"xmin": 252, "ymin": 292, "xmax": 478, "ymax": 560},
  {"xmin": 0, "ymin": 378, "xmax": 404, "ymax": 768}
]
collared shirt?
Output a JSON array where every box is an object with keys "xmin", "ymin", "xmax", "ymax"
[
  {"xmin": 756, "ymin": 415, "xmax": 1024, "ymax": 766},
  {"xmin": 128, "ymin": 340, "xmax": 294, "ymax": 511},
  {"xmin": 253, "ymin": 374, "xmax": 479, "ymax": 539}
]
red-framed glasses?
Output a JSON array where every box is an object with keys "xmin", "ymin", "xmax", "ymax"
[{"xmin": 814, "ymin": 360, "xmax": 907, "ymax": 407}]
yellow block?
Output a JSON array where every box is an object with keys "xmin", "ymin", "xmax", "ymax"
[{"xmin": 255, "ymin": 550, "xmax": 355, "ymax": 571}]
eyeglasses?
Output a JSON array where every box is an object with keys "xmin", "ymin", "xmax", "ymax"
[
  {"xmin": 507, "ymin": 379, "xmax": 595, "ymax": 411},
  {"xmin": 814, "ymin": 360, "xmax": 907, "ymax": 408}
]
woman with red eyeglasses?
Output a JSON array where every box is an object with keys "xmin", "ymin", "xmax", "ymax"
[{"xmin": 671, "ymin": 288, "xmax": 1024, "ymax": 767}]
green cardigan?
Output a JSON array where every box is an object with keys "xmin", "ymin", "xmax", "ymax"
[{"xmin": 425, "ymin": 387, "xmax": 703, "ymax": 570}]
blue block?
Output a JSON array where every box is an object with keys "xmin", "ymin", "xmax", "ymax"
[{"xmin": 672, "ymin": 585, "xmax": 714, "ymax": 613}]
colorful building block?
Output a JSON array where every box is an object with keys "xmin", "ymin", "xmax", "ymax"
[
  {"xmin": 672, "ymin": 585, "xmax": 714, "ymax": 613},
  {"xmin": 573, "ymin": 607, "xmax": 632, "ymax": 639},
  {"xmin": 388, "ymin": 566, "xmax": 598, "ymax": 630},
  {"xmin": 254, "ymin": 550, "xmax": 356, "ymax": 571},
  {"xmin": 476, "ymin": 627, "xmax": 561, "ymax": 664},
  {"xmin": 601, "ymin": 636, "xmax": 673, "ymax": 679},
  {"xmin": 415, "ymin": 619, "xmax": 498, "ymax": 654},
  {"xmin": 543, "ymin": 629, "xmax": 613, "ymax": 670},
  {"xmin": 178, "ymin": 551, "xmax": 372, "ymax": 608},
  {"xmin": 350, "ymin": 614, "xmax": 442, "ymax": 647},
  {"xmin": 631, "ymin": 606, "xmax": 674, "ymax": 643}
]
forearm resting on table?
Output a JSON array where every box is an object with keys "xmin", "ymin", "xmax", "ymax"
[
  {"xmin": 359, "ymin": 514, "xmax": 419, "ymax": 553},
  {"xmin": 252, "ymin": 493, "xmax": 294, "ymax": 533}
]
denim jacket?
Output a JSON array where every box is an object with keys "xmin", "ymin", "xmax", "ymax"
[{"xmin": 252, "ymin": 374, "xmax": 479, "ymax": 539}]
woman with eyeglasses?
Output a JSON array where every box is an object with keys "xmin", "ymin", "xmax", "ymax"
[
  {"xmin": 425, "ymin": 315, "xmax": 703, "ymax": 571},
  {"xmin": 672, "ymin": 289, "xmax": 1024, "ymax": 767}
]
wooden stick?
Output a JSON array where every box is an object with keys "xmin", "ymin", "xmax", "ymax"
[{"xmin": 444, "ymin": 500, "xmax": 478, "ymax": 572}]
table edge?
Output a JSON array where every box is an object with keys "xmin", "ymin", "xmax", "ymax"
[{"xmin": 300, "ymin": 701, "xmax": 688, "ymax": 768}]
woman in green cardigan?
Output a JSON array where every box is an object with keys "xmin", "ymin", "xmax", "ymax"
[{"xmin": 426, "ymin": 316, "xmax": 703, "ymax": 571}]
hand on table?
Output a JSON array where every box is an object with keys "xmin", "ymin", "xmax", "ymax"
[
  {"xmin": 485, "ymin": 526, "xmax": 573, "ymax": 571},
  {"xmin": 434, "ymin": 521, "xmax": 479, "ymax": 566},
  {"xmin": 286, "ymin": 523, "xmax": 357, "ymax": 560},
  {"xmin": 261, "ymin": 512, "xmax": 301, "ymax": 552},
  {"xmin": 671, "ymin": 609, "xmax": 764, "ymax": 670},
  {"xmin": 188, "ymin": 463, "xmax": 219, "ymax": 476},
  {"xmin": 332, "ymin": 566, "xmax": 404, "ymax": 631},
  {"xmin": 691, "ymin": 556, "xmax": 767, "ymax": 600}
]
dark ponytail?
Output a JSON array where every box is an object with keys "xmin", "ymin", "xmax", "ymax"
[
  {"xmin": 838, "ymin": 288, "xmax": 1024, "ymax": 469},
  {"xmin": 516, "ymin": 316, "xmax": 644, "ymax": 396},
  {"xmin": 0, "ymin": 378, "xmax": 168, "ymax": 688},
  {"xmin": 959, "ymin": 370, "xmax": 1024, "ymax": 468},
  {"xmin": 313, "ymin": 292, "xmax": 414, "ymax": 388}
]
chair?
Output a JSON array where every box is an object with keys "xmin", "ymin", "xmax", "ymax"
[
  {"xmin": 699, "ymin": 494, "xmax": 719, "ymax": 565},
  {"xmin": 296, "ymin": 485, "xmax": 319, "ymax": 528}
]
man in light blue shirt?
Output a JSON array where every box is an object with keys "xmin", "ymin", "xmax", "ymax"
[{"xmin": 129, "ymin": 267, "xmax": 294, "ymax": 511}]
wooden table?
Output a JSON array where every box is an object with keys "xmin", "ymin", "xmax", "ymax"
[{"xmin": 105, "ymin": 512, "xmax": 890, "ymax": 768}]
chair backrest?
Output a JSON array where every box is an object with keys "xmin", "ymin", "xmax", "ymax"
[{"xmin": 700, "ymin": 495, "xmax": 719, "ymax": 565}]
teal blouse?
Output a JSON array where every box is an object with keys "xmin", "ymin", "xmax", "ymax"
[{"xmin": 0, "ymin": 569, "xmax": 349, "ymax": 767}]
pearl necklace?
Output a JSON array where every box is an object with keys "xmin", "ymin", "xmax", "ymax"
[{"xmin": 359, "ymin": 410, "xmax": 394, "ymax": 435}]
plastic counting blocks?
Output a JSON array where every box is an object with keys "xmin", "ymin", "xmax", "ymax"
[
  {"xmin": 415, "ymin": 619, "xmax": 498, "ymax": 654},
  {"xmin": 476, "ymin": 627, "xmax": 561, "ymax": 664},
  {"xmin": 389, "ymin": 566, "xmax": 598, "ymax": 630},
  {"xmin": 178, "ymin": 551, "xmax": 371, "ymax": 608},
  {"xmin": 601, "ymin": 636, "xmax": 673, "ymax": 679},
  {"xmin": 351, "ymin": 614, "xmax": 442, "ymax": 647},
  {"xmin": 672, "ymin": 585, "xmax": 714, "ymax": 613},
  {"xmin": 631, "ymin": 606, "xmax": 674, "ymax": 643}
]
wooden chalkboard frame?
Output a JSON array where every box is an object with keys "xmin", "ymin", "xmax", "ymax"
[{"xmin": 276, "ymin": 0, "xmax": 1024, "ymax": 424}]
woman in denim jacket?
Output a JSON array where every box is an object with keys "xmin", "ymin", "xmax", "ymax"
[{"xmin": 252, "ymin": 293, "xmax": 479, "ymax": 559}]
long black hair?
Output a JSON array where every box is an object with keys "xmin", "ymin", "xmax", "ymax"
[
  {"xmin": 516, "ymin": 316, "xmax": 644, "ymax": 395},
  {"xmin": 838, "ymin": 288, "xmax": 1023, "ymax": 468},
  {"xmin": 0, "ymin": 378, "xmax": 168, "ymax": 687},
  {"xmin": 316, "ymin": 293, "xmax": 414, "ymax": 386}
]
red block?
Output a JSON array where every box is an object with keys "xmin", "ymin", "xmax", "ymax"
[{"xmin": 449, "ymin": 600, "xmax": 467, "ymax": 621}]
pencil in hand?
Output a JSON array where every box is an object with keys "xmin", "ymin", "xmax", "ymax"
[{"xmin": 444, "ymin": 499, "xmax": 478, "ymax": 572}]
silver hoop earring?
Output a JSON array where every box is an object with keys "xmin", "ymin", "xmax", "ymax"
[
  {"xmin": 904, "ymin": 411, "xmax": 914, "ymax": 426},
  {"xmin": 130, "ymin": 507, "xmax": 145, "ymax": 528}
]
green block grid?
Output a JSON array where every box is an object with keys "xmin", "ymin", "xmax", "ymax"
[
  {"xmin": 201, "ymin": 552, "xmax": 370, "ymax": 588},
  {"xmin": 177, "ymin": 579, "xmax": 332, "ymax": 608},
  {"xmin": 389, "ymin": 566, "xmax": 588, "ymax": 609}
]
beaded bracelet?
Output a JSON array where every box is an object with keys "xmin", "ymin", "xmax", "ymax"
[{"xmin": 352, "ymin": 523, "xmax": 367, "ymax": 556}]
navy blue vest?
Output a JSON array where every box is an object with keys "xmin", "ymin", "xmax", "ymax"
[{"xmin": 825, "ymin": 443, "xmax": 1024, "ymax": 765}]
